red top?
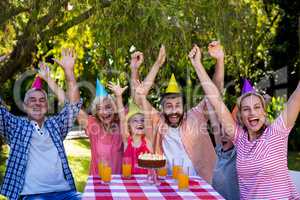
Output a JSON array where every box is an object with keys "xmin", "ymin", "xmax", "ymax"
[{"xmin": 124, "ymin": 135, "xmax": 150, "ymax": 174}]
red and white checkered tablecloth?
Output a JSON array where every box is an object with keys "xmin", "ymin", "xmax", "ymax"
[{"xmin": 82, "ymin": 175, "xmax": 224, "ymax": 200}]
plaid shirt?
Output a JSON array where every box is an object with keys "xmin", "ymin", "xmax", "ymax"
[{"xmin": 0, "ymin": 98, "xmax": 82, "ymax": 200}]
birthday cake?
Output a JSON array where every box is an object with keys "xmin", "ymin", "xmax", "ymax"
[{"xmin": 138, "ymin": 153, "xmax": 166, "ymax": 169}]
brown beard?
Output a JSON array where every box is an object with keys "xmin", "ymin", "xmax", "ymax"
[{"xmin": 164, "ymin": 113, "xmax": 183, "ymax": 128}]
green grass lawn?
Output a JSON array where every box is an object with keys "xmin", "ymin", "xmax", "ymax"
[{"xmin": 0, "ymin": 139, "xmax": 299, "ymax": 199}]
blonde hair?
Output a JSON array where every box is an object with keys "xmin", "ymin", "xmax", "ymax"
[
  {"xmin": 91, "ymin": 95, "xmax": 117, "ymax": 116},
  {"xmin": 236, "ymin": 92, "xmax": 266, "ymax": 126}
]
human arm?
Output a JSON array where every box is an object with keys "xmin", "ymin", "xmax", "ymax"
[
  {"xmin": 134, "ymin": 80, "xmax": 154, "ymax": 146},
  {"xmin": 107, "ymin": 82, "xmax": 129, "ymax": 144},
  {"xmin": 38, "ymin": 62, "xmax": 66, "ymax": 104},
  {"xmin": 281, "ymin": 81, "xmax": 300, "ymax": 128},
  {"xmin": 53, "ymin": 48, "xmax": 80, "ymax": 104},
  {"xmin": 205, "ymin": 98, "xmax": 222, "ymax": 145},
  {"xmin": 208, "ymin": 41, "xmax": 225, "ymax": 92},
  {"xmin": 189, "ymin": 45, "xmax": 236, "ymax": 140},
  {"xmin": 51, "ymin": 48, "xmax": 82, "ymax": 138},
  {"xmin": 130, "ymin": 48, "xmax": 165, "ymax": 113}
]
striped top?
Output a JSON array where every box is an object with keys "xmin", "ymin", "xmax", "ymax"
[{"xmin": 233, "ymin": 114, "xmax": 300, "ymax": 199}]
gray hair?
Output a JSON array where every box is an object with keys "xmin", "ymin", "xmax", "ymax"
[
  {"xmin": 91, "ymin": 95, "xmax": 116, "ymax": 116},
  {"xmin": 24, "ymin": 88, "xmax": 48, "ymax": 104}
]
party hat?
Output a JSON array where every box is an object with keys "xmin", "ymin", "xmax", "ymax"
[
  {"xmin": 165, "ymin": 74, "xmax": 181, "ymax": 94},
  {"xmin": 126, "ymin": 98, "xmax": 143, "ymax": 121},
  {"xmin": 241, "ymin": 78, "xmax": 255, "ymax": 94},
  {"xmin": 232, "ymin": 78, "xmax": 255, "ymax": 121},
  {"xmin": 31, "ymin": 75, "xmax": 43, "ymax": 89},
  {"xmin": 96, "ymin": 79, "xmax": 108, "ymax": 97}
]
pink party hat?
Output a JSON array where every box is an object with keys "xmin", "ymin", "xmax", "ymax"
[{"xmin": 31, "ymin": 75, "xmax": 43, "ymax": 89}]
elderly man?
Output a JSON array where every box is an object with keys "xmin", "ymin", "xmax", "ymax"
[
  {"xmin": 0, "ymin": 49, "xmax": 82, "ymax": 200},
  {"xmin": 131, "ymin": 42, "xmax": 224, "ymax": 183}
]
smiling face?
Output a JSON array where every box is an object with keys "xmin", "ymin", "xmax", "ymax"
[
  {"xmin": 23, "ymin": 89, "xmax": 48, "ymax": 125},
  {"xmin": 162, "ymin": 94, "xmax": 184, "ymax": 128},
  {"xmin": 128, "ymin": 113, "xmax": 144, "ymax": 135},
  {"xmin": 95, "ymin": 97, "xmax": 116, "ymax": 125},
  {"xmin": 239, "ymin": 94, "xmax": 266, "ymax": 135}
]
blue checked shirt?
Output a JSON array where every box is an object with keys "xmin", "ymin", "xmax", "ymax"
[{"xmin": 0, "ymin": 98, "xmax": 82, "ymax": 200}]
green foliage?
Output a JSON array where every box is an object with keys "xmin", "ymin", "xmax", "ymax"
[{"xmin": 266, "ymin": 96, "xmax": 285, "ymax": 122}]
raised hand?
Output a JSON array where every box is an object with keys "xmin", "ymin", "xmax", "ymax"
[
  {"xmin": 53, "ymin": 48, "xmax": 76, "ymax": 72},
  {"xmin": 208, "ymin": 41, "xmax": 224, "ymax": 60},
  {"xmin": 154, "ymin": 45, "xmax": 166, "ymax": 67},
  {"xmin": 38, "ymin": 62, "xmax": 50, "ymax": 80},
  {"xmin": 130, "ymin": 51, "xmax": 144, "ymax": 69},
  {"xmin": 134, "ymin": 80, "xmax": 148, "ymax": 96},
  {"xmin": 108, "ymin": 82, "xmax": 128, "ymax": 97},
  {"xmin": 188, "ymin": 44, "xmax": 202, "ymax": 67}
]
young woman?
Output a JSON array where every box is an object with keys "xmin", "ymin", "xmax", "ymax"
[{"xmin": 188, "ymin": 44, "xmax": 300, "ymax": 199}]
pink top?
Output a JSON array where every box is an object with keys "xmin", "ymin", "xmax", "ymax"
[
  {"xmin": 233, "ymin": 114, "xmax": 300, "ymax": 199},
  {"xmin": 124, "ymin": 135, "xmax": 150, "ymax": 174},
  {"xmin": 86, "ymin": 116, "xmax": 123, "ymax": 175}
]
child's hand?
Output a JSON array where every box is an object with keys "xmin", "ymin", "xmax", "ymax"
[
  {"xmin": 130, "ymin": 51, "xmax": 144, "ymax": 70},
  {"xmin": 108, "ymin": 82, "xmax": 128, "ymax": 97}
]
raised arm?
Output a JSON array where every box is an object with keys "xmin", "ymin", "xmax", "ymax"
[
  {"xmin": 130, "ymin": 47, "xmax": 165, "ymax": 113},
  {"xmin": 108, "ymin": 82, "xmax": 129, "ymax": 144},
  {"xmin": 205, "ymin": 98, "xmax": 221, "ymax": 145},
  {"xmin": 208, "ymin": 41, "xmax": 225, "ymax": 92},
  {"xmin": 53, "ymin": 48, "xmax": 80, "ymax": 104},
  {"xmin": 130, "ymin": 51, "xmax": 144, "ymax": 98},
  {"xmin": 134, "ymin": 80, "xmax": 154, "ymax": 145},
  {"xmin": 281, "ymin": 81, "xmax": 300, "ymax": 128},
  {"xmin": 189, "ymin": 45, "xmax": 235, "ymax": 140},
  {"xmin": 38, "ymin": 62, "xmax": 66, "ymax": 104},
  {"xmin": 142, "ymin": 45, "xmax": 166, "ymax": 93}
]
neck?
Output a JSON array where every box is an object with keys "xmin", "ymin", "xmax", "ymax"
[
  {"xmin": 30, "ymin": 118, "xmax": 44, "ymax": 128},
  {"xmin": 248, "ymin": 124, "xmax": 266, "ymax": 141},
  {"xmin": 132, "ymin": 134, "xmax": 142, "ymax": 146}
]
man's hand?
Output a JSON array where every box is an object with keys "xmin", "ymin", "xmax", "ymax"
[
  {"xmin": 188, "ymin": 45, "xmax": 202, "ymax": 67},
  {"xmin": 208, "ymin": 41, "xmax": 224, "ymax": 60},
  {"xmin": 108, "ymin": 82, "xmax": 128, "ymax": 97},
  {"xmin": 38, "ymin": 62, "xmax": 50, "ymax": 80},
  {"xmin": 130, "ymin": 51, "xmax": 144, "ymax": 69},
  {"xmin": 53, "ymin": 48, "xmax": 76, "ymax": 73},
  {"xmin": 154, "ymin": 45, "xmax": 166, "ymax": 67}
]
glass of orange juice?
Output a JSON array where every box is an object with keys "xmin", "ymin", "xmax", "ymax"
[
  {"xmin": 172, "ymin": 158, "xmax": 183, "ymax": 180},
  {"xmin": 157, "ymin": 167, "xmax": 167, "ymax": 179},
  {"xmin": 102, "ymin": 165, "xmax": 112, "ymax": 184},
  {"xmin": 178, "ymin": 167, "xmax": 189, "ymax": 191},
  {"xmin": 98, "ymin": 160, "xmax": 105, "ymax": 179},
  {"xmin": 122, "ymin": 157, "xmax": 132, "ymax": 179}
]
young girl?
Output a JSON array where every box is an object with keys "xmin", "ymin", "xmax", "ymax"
[
  {"xmin": 38, "ymin": 58, "xmax": 123, "ymax": 176},
  {"xmin": 108, "ymin": 82, "xmax": 152, "ymax": 174},
  {"xmin": 188, "ymin": 44, "xmax": 300, "ymax": 199}
]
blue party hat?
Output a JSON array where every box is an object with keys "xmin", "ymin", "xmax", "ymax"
[{"xmin": 96, "ymin": 79, "xmax": 108, "ymax": 97}]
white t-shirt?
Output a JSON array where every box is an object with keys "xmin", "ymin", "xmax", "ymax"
[
  {"xmin": 162, "ymin": 127, "xmax": 197, "ymax": 176},
  {"xmin": 21, "ymin": 121, "xmax": 70, "ymax": 195}
]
